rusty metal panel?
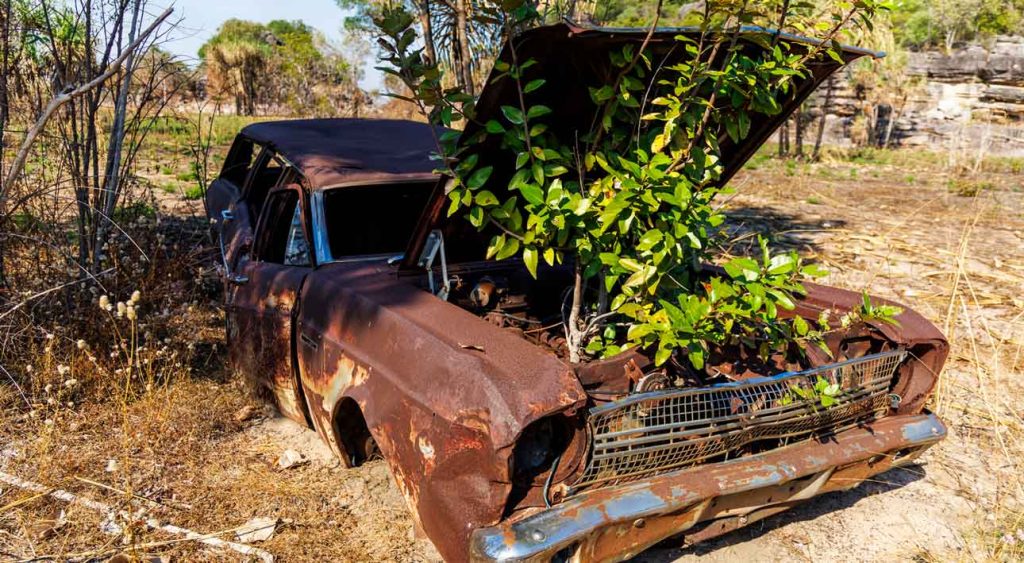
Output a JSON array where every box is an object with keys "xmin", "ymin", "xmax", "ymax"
[{"xmin": 293, "ymin": 261, "xmax": 586, "ymax": 562}]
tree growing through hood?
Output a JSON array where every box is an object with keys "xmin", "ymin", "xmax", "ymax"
[{"xmin": 374, "ymin": 0, "xmax": 893, "ymax": 369}]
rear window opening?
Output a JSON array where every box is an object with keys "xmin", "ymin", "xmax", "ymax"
[
  {"xmin": 321, "ymin": 181, "xmax": 435, "ymax": 260},
  {"xmin": 221, "ymin": 137, "xmax": 258, "ymax": 186}
]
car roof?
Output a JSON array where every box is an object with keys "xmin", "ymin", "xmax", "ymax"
[{"xmin": 240, "ymin": 118, "xmax": 442, "ymax": 189}]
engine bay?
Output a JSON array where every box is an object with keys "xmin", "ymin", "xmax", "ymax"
[{"xmin": 419, "ymin": 261, "xmax": 902, "ymax": 402}]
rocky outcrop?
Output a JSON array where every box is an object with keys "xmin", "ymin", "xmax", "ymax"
[{"xmin": 812, "ymin": 36, "xmax": 1024, "ymax": 156}]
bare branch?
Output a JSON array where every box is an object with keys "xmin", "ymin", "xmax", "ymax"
[{"xmin": 0, "ymin": 6, "xmax": 173, "ymax": 197}]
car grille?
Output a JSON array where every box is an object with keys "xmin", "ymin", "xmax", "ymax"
[{"xmin": 570, "ymin": 349, "xmax": 906, "ymax": 492}]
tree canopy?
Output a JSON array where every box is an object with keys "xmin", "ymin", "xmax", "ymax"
[{"xmin": 199, "ymin": 18, "xmax": 363, "ymax": 116}]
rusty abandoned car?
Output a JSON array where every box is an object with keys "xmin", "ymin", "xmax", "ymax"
[{"xmin": 207, "ymin": 23, "xmax": 948, "ymax": 563}]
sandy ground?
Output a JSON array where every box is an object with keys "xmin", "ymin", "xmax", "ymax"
[{"xmin": 1, "ymin": 155, "xmax": 1022, "ymax": 561}]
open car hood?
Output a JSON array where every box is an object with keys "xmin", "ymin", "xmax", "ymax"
[{"xmin": 404, "ymin": 22, "xmax": 881, "ymax": 267}]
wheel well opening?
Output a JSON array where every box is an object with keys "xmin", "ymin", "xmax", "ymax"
[{"xmin": 333, "ymin": 398, "xmax": 379, "ymax": 466}]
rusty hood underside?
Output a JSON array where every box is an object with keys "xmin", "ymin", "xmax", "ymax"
[{"xmin": 403, "ymin": 22, "xmax": 882, "ymax": 266}]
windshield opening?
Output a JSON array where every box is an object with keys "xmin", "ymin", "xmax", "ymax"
[{"xmin": 321, "ymin": 181, "xmax": 435, "ymax": 261}]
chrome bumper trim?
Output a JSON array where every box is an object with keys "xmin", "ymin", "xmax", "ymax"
[{"xmin": 470, "ymin": 412, "xmax": 945, "ymax": 562}]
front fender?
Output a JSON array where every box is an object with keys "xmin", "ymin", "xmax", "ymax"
[{"xmin": 295, "ymin": 262, "xmax": 586, "ymax": 562}]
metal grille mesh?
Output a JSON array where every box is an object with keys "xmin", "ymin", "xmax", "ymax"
[{"xmin": 572, "ymin": 349, "xmax": 906, "ymax": 491}]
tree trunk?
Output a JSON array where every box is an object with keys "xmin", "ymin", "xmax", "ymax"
[
  {"xmin": 93, "ymin": 0, "xmax": 142, "ymax": 272},
  {"xmin": 812, "ymin": 76, "xmax": 834, "ymax": 161},
  {"xmin": 454, "ymin": 0, "xmax": 475, "ymax": 96},
  {"xmin": 0, "ymin": 0, "xmax": 11, "ymax": 288},
  {"xmin": 0, "ymin": 0, "xmax": 9, "ymax": 185},
  {"xmin": 415, "ymin": 0, "xmax": 436, "ymax": 66},
  {"xmin": 883, "ymin": 93, "xmax": 907, "ymax": 149},
  {"xmin": 794, "ymin": 106, "xmax": 804, "ymax": 158},
  {"xmin": 567, "ymin": 260, "xmax": 584, "ymax": 364},
  {"xmin": 777, "ymin": 119, "xmax": 789, "ymax": 157}
]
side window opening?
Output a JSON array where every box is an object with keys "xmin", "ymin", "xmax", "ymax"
[
  {"xmin": 322, "ymin": 181, "xmax": 434, "ymax": 259},
  {"xmin": 221, "ymin": 137, "xmax": 258, "ymax": 186},
  {"xmin": 256, "ymin": 191, "xmax": 310, "ymax": 267}
]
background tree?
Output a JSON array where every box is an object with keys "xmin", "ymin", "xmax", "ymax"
[
  {"xmin": 891, "ymin": 0, "xmax": 1024, "ymax": 51},
  {"xmin": 198, "ymin": 19, "xmax": 271, "ymax": 115},
  {"xmin": 199, "ymin": 18, "xmax": 363, "ymax": 116}
]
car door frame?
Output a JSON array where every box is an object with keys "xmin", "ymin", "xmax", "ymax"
[{"xmin": 228, "ymin": 182, "xmax": 314, "ymax": 426}]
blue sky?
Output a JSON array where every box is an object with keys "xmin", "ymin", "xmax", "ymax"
[{"xmin": 158, "ymin": 0, "xmax": 384, "ymax": 90}]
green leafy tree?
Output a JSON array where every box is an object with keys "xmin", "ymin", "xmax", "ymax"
[
  {"xmin": 200, "ymin": 19, "xmax": 361, "ymax": 116},
  {"xmin": 376, "ymin": 0, "xmax": 889, "ymax": 369}
]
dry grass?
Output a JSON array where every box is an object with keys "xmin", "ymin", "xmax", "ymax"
[
  {"xmin": 726, "ymin": 152, "xmax": 1024, "ymax": 561},
  {"xmin": 1, "ymin": 141, "xmax": 1022, "ymax": 561}
]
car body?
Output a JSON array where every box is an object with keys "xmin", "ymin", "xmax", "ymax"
[{"xmin": 207, "ymin": 23, "xmax": 948, "ymax": 563}]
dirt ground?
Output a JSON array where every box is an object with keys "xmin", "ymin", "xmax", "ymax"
[{"xmin": 1, "ymin": 151, "xmax": 1022, "ymax": 562}]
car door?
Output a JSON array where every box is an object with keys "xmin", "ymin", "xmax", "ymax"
[
  {"xmin": 228, "ymin": 185, "xmax": 313, "ymax": 426},
  {"xmin": 207, "ymin": 136, "xmax": 258, "ymax": 272},
  {"xmin": 211, "ymin": 142, "xmax": 295, "ymax": 277}
]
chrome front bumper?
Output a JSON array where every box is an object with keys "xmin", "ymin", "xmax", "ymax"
[{"xmin": 470, "ymin": 412, "xmax": 946, "ymax": 562}]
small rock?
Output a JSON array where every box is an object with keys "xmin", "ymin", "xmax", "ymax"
[
  {"xmin": 235, "ymin": 516, "xmax": 279, "ymax": 543},
  {"xmin": 105, "ymin": 459, "xmax": 119, "ymax": 473},
  {"xmin": 277, "ymin": 449, "xmax": 307, "ymax": 469},
  {"xmin": 233, "ymin": 405, "xmax": 257, "ymax": 423},
  {"xmin": 100, "ymin": 511, "xmax": 123, "ymax": 535}
]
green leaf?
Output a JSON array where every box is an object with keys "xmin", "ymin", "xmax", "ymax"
[
  {"xmin": 518, "ymin": 183, "xmax": 544, "ymax": 205},
  {"xmin": 618, "ymin": 258, "xmax": 644, "ymax": 272},
  {"xmin": 589, "ymin": 85, "xmax": 614, "ymax": 103},
  {"xmin": 474, "ymin": 190, "xmax": 499, "ymax": 207},
  {"xmin": 793, "ymin": 315, "xmax": 809, "ymax": 336},
  {"xmin": 626, "ymin": 323, "xmax": 655, "ymax": 341},
  {"xmin": 767, "ymin": 254, "xmax": 795, "ymax": 275},
  {"xmin": 523, "ymin": 246, "xmax": 539, "ymax": 278},
  {"xmin": 531, "ymin": 162, "xmax": 545, "ymax": 185},
  {"xmin": 542, "ymin": 247, "xmax": 555, "ymax": 266},
  {"xmin": 654, "ymin": 345, "xmax": 672, "ymax": 366},
  {"xmin": 523, "ymin": 79, "xmax": 546, "ymax": 93},
  {"xmin": 637, "ymin": 229, "xmax": 663, "ymax": 252},
  {"xmin": 767, "ymin": 289, "xmax": 795, "ymax": 310},
  {"xmin": 501, "ymin": 105, "xmax": 524, "ymax": 125},
  {"xmin": 486, "ymin": 235, "xmax": 505, "ymax": 260},
  {"xmin": 485, "ymin": 120, "xmax": 505, "ymax": 134},
  {"xmin": 467, "ymin": 166, "xmax": 493, "ymax": 190},
  {"xmin": 801, "ymin": 263, "xmax": 828, "ymax": 278},
  {"xmin": 495, "ymin": 237, "xmax": 520, "ymax": 261},
  {"xmin": 527, "ymin": 105, "xmax": 552, "ymax": 119},
  {"xmin": 687, "ymin": 348, "xmax": 705, "ymax": 370},
  {"xmin": 723, "ymin": 257, "xmax": 760, "ymax": 281},
  {"xmin": 468, "ymin": 206, "xmax": 485, "ymax": 227}
]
